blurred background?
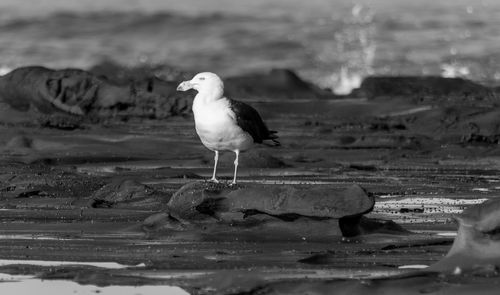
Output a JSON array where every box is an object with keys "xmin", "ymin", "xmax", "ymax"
[{"xmin": 1, "ymin": 0, "xmax": 499, "ymax": 94}]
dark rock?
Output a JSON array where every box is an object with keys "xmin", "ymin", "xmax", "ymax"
[
  {"xmin": 166, "ymin": 181, "xmax": 235, "ymax": 222},
  {"xmin": 0, "ymin": 66, "xmax": 193, "ymax": 121},
  {"xmin": 155, "ymin": 181, "xmax": 374, "ymax": 240},
  {"xmin": 224, "ymin": 68, "xmax": 336, "ymax": 100},
  {"xmin": 0, "ymin": 66, "xmax": 98, "ymax": 115},
  {"xmin": 358, "ymin": 76, "xmax": 497, "ymax": 104},
  {"xmin": 89, "ymin": 179, "xmax": 167, "ymax": 209},
  {"xmin": 167, "ymin": 182, "xmax": 373, "ymax": 221},
  {"xmin": 142, "ymin": 212, "xmax": 187, "ymax": 232},
  {"xmin": 221, "ymin": 184, "xmax": 372, "ymax": 218},
  {"xmin": 401, "ymin": 106, "xmax": 500, "ymax": 144}
]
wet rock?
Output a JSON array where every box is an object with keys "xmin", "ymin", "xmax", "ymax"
[
  {"xmin": 358, "ymin": 76, "xmax": 497, "ymax": 104},
  {"xmin": 393, "ymin": 105, "xmax": 500, "ymax": 145},
  {"xmin": 166, "ymin": 181, "xmax": 235, "ymax": 222},
  {"xmin": 0, "ymin": 66, "xmax": 97, "ymax": 115},
  {"xmin": 221, "ymin": 184, "xmax": 372, "ymax": 218},
  {"xmin": 167, "ymin": 182, "xmax": 372, "ymax": 221},
  {"xmin": 142, "ymin": 212, "xmax": 187, "ymax": 232},
  {"xmin": 89, "ymin": 179, "xmax": 167, "ymax": 209},
  {"xmin": 0, "ymin": 66, "xmax": 193, "ymax": 121},
  {"xmin": 224, "ymin": 68, "xmax": 336, "ymax": 100},
  {"xmin": 152, "ymin": 181, "xmax": 374, "ymax": 240},
  {"xmin": 429, "ymin": 198, "xmax": 500, "ymax": 271}
]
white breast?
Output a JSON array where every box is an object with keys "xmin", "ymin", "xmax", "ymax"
[{"xmin": 193, "ymin": 98, "xmax": 254, "ymax": 152}]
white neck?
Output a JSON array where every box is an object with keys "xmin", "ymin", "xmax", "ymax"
[{"xmin": 193, "ymin": 85, "xmax": 224, "ymax": 105}]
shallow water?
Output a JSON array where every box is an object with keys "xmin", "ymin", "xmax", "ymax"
[{"xmin": 0, "ymin": 274, "xmax": 189, "ymax": 295}]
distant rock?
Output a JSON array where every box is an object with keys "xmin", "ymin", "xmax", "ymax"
[
  {"xmin": 399, "ymin": 105, "xmax": 500, "ymax": 144},
  {"xmin": 357, "ymin": 76, "xmax": 497, "ymax": 105},
  {"xmin": 225, "ymin": 68, "xmax": 336, "ymax": 100},
  {"xmin": 90, "ymin": 62, "xmax": 333, "ymax": 100},
  {"xmin": 0, "ymin": 66, "xmax": 193, "ymax": 122}
]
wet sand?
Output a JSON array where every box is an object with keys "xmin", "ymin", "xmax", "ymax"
[{"xmin": 1, "ymin": 88, "xmax": 500, "ymax": 294}]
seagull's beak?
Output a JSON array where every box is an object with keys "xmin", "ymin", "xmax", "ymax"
[{"xmin": 177, "ymin": 80, "xmax": 194, "ymax": 91}]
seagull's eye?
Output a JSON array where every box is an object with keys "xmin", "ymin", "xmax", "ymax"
[{"xmin": 199, "ymin": 77, "xmax": 205, "ymax": 81}]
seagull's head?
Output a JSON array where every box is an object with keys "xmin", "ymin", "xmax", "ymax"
[{"xmin": 177, "ymin": 72, "xmax": 224, "ymax": 96}]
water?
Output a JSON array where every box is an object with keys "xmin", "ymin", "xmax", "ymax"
[
  {"xmin": 1, "ymin": 0, "xmax": 500, "ymax": 92},
  {"xmin": 0, "ymin": 274, "xmax": 189, "ymax": 295}
]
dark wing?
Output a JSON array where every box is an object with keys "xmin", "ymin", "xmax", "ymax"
[{"xmin": 228, "ymin": 99, "xmax": 279, "ymax": 145}]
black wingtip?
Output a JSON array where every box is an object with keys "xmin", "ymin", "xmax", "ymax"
[{"xmin": 265, "ymin": 130, "xmax": 280, "ymax": 147}]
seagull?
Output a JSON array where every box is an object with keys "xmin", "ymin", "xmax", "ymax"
[{"xmin": 177, "ymin": 72, "xmax": 279, "ymax": 185}]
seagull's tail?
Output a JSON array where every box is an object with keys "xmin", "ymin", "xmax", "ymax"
[{"xmin": 265, "ymin": 130, "xmax": 280, "ymax": 147}]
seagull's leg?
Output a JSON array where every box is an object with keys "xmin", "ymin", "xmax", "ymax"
[
  {"xmin": 209, "ymin": 150, "xmax": 219, "ymax": 183},
  {"xmin": 231, "ymin": 150, "xmax": 240, "ymax": 185}
]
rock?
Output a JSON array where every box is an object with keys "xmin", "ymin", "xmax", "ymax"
[
  {"xmin": 167, "ymin": 182, "xmax": 373, "ymax": 221},
  {"xmin": 142, "ymin": 212, "xmax": 187, "ymax": 232},
  {"xmin": 222, "ymin": 184, "xmax": 372, "ymax": 218},
  {"xmin": 429, "ymin": 198, "xmax": 500, "ymax": 271},
  {"xmin": 166, "ymin": 181, "xmax": 235, "ymax": 222},
  {"xmin": 224, "ymin": 68, "xmax": 336, "ymax": 100},
  {"xmin": 89, "ymin": 179, "xmax": 167, "ymax": 209},
  {"xmin": 401, "ymin": 106, "xmax": 500, "ymax": 144},
  {"xmin": 157, "ymin": 181, "xmax": 374, "ymax": 240},
  {"xmin": 0, "ymin": 66, "xmax": 193, "ymax": 121},
  {"xmin": 0, "ymin": 66, "xmax": 97, "ymax": 115},
  {"xmin": 358, "ymin": 76, "xmax": 497, "ymax": 105}
]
